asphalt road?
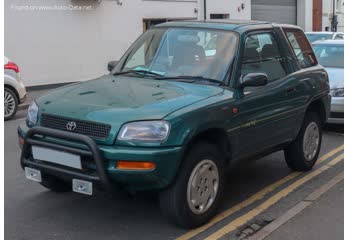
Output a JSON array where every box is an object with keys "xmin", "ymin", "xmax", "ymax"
[{"xmin": 5, "ymin": 113, "xmax": 344, "ymax": 240}]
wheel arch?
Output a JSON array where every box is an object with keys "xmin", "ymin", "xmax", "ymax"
[
  {"xmin": 5, "ymin": 84, "xmax": 20, "ymax": 102},
  {"xmin": 306, "ymin": 98, "xmax": 327, "ymax": 125},
  {"xmin": 182, "ymin": 128, "xmax": 233, "ymax": 165}
]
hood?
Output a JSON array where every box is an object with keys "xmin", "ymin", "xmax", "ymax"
[
  {"xmin": 325, "ymin": 67, "xmax": 344, "ymax": 89},
  {"xmin": 37, "ymin": 75, "xmax": 224, "ymax": 144}
]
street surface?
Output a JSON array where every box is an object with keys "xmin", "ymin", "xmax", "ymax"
[
  {"xmin": 266, "ymin": 180, "xmax": 343, "ymax": 240},
  {"xmin": 5, "ymin": 103, "xmax": 344, "ymax": 240}
]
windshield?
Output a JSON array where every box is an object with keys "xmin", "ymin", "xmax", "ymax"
[
  {"xmin": 116, "ymin": 28, "xmax": 238, "ymax": 81},
  {"xmin": 306, "ymin": 33, "xmax": 332, "ymax": 43},
  {"xmin": 313, "ymin": 44, "xmax": 344, "ymax": 68}
]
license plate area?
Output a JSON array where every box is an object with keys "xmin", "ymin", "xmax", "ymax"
[
  {"xmin": 32, "ymin": 146, "xmax": 82, "ymax": 169},
  {"xmin": 72, "ymin": 179, "xmax": 93, "ymax": 195}
]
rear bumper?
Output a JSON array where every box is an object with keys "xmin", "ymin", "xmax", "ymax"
[
  {"xmin": 4, "ymin": 74, "xmax": 27, "ymax": 103},
  {"xmin": 18, "ymin": 124, "xmax": 183, "ymax": 191},
  {"xmin": 18, "ymin": 81, "xmax": 27, "ymax": 103},
  {"xmin": 327, "ymin": 117, "xmax": 344, "ymax": 124}
]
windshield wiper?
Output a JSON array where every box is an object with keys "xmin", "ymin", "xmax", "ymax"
[
  {"xmin": 113, "ymin": 69, "xmax": 163, "ymax": 77},
  {"xmin": 156, "ymin": 75, "xmax": 225, "ymax": 86}
]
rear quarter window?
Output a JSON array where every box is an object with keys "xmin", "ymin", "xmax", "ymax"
[{"xmin": 284, "ymin": 29, "xmax": 318, "ymax": 68}]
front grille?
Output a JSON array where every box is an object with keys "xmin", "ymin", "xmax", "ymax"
[
  {"xmin": 330, "ymin": 112, "xmax": 344, "ymax": 119},
  {"xmin": 41, "ymin": 113, "xmax": 111, "ymax": 140}
]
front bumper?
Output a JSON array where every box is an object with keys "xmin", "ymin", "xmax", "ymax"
[
  {"xmin": 327, "ymin": 97, "xmax": 344, "ymax": 124},
  {"xmin": 18, "ymin": 124, "xmax": 183, "ymax": 191}
]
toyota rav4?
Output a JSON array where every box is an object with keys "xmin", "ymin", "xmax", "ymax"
[{"xmin": 18, "ymin": 20, "xmax": 330, "ymax": 228}]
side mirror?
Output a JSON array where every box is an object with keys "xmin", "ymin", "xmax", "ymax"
[
  {"xmin": 107, "ymin": 60, "xmax": 119, "ymax": 72},
  {"xmin": 241, "ymin": 73, "xmax": 268, "ymax": 88}
]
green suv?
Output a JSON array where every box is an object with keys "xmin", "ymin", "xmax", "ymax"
[{"xmin": 18, "ymin": 20, "xmax": 330, "ymax": 228}]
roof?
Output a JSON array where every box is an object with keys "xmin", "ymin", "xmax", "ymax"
[
  {"xmin": 155, "ymin": 19, "xmax": 271, "ymax": 31},
  {"xmin": 305, "ymin": 32, "xmax": 342, "ymax": 35},
  {"xmin": 313, "ymin": 39, "xmax": 344, "ymax": 45}
]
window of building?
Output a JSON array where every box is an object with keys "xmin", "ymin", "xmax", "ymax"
[
  {"xmin": 336, "ymin": 0, "xmax": 344, "ymax": 12},
  {"xmin": 210, "ymin": 14, "xmax": 230, "ymax": 19},
  {"xmin": 284, "ymin": 29, "xmax": 318, "ymax": 68},
  {"xmin": 241, "ymin": 32, "xmax": 287, "ymax": 82}
]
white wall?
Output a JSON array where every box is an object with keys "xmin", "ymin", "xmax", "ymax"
[
  {"xmin": 297, "ymin": 0, "xmax": 313, "ymax": 31},
  {"xmin": 322, "ymin": 0, "xmax": 333, "ymax": 30},
  {"xmin": 5, "ymin": 0, "xmax": 198, "ymax": 86},
  {"xmin": 335, "ymin": 0, "xmax": 344, "ymax": 32},
  {"xmin": 322, "ymin": 0, "xmax": 344, "ymax": 31}
]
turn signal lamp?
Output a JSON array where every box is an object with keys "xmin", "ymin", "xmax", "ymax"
[{"xmin": 117, "ymin": 161, "xmax": 156, "ymax": 170}]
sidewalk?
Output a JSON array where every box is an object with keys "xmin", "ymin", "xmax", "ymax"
[{"xmin": 265, "ymin": 181, "xmax": 344, "ymax": 240}]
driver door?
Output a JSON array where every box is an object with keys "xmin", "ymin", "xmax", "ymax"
[{"xmin": 236, "ymin": 30, "xmax": 295, "ymax": 158}]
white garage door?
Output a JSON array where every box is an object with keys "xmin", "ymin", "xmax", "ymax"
[{"xmin": 251, "ymin": 0, "xmax": 297, "ymax": 25}]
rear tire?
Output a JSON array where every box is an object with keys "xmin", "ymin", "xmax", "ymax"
[
  {"xmin": 284, "ymin": 111, "xmax": 322, "ymax": 171},
  {"xmin": 159, "ymin": 142, "xmax": 224, "ymax": 228},
  {"xmin": 4, "ymin": 87, "xmax": 18, "ymax": 121},
  {"xmin": 40, "ymin": 175, "xmax": 71, "ymax": 193}
]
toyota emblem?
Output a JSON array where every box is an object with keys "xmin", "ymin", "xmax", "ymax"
[{"xmin": 66, "ymin": 121, "xmax": 77, "ymax": 131}]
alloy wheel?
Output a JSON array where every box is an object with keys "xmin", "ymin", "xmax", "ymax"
[
  {"xmin": 187, "ymin": 159, "xmax": 219, "ymax": 214},
  {"xmin": 4, "ymin": 90, "xmax": 16, "ymax": 118},
  {"xmin": 303, "ymin": 121, "xmax": 320, "ymax": 161}
]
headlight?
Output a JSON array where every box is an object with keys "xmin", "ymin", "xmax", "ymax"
[
  {"xmin": 27, "ymin": 101, "xmax": 39, "ymax": 125},
  {"xmin": 118, "ymin": 121, "xmax": 170, "ymax": 142},
  {"xmin": 330, "ymin": 88, "xmax": 344, "ymax": 97}
]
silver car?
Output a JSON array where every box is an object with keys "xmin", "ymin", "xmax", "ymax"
[
  {"xmin": 306, "ymin": 32, "xmax": 344, "ymax": 43},
  {"xmin": 4, "ymin": 56, "xmax": 27, "ymax": 120},
  {"xmin": 313, "ymin": 40, "xmax": 344, "ymax": 124}
]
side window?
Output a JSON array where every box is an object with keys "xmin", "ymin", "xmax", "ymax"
[
  {"xmin": 335, "ymin": 34, "xmax": 344, "ymax": 40},
  {"xmin": 241, "ymin": 32, "xmax": 287, "ymax": 82},
  {"xmin": 284, "ymin": 29, "xmax": 318, "ymax": 68}
]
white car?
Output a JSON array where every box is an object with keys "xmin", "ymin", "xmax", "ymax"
[
  {"xmin": 4, "ymin": 57, "xmax": 27, "ymax": 120},
  {"xmin": 306, "ymin": 32, "xmax": 344, "ymax": 43},
  {"xmin": 313, "ymin": 40, "xmax": 344, "ymax": 124}
]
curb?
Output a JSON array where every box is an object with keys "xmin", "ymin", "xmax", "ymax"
[{"xmin": 247, "ymin": 171, "xmax": 344, "ymax": 240}]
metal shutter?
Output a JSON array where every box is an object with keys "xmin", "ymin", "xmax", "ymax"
[{"xmin": 251, "ymin": 0, "xmax": 297, "ymax": 25}]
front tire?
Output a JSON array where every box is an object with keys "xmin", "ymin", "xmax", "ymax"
[
  {"xmin": 4, "ymin": 87, "xmax": 18, "ymax": 121},
  {"xmin": 159, "ymin": 142, "xmax": 224, "ymax": 228},
  {"xmin": 284, "ymin": 111, "xmax": 322, "ymax": 171}
]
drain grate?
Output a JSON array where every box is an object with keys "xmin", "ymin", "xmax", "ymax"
[{"xmin": 236, "ymin": 219, "xmax": 273, "ymax": 240}]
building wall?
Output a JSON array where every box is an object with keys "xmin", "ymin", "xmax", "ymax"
[
  {"xmin": 335, "ymin": 0, "xmax": 344, "ymax": 32},
  {"xmin": 322, "ymin": 0, "xmax": 344, "ymax": 32},
  {"xmin": 5, "ymin": 0, "xmax": 199, "ymax": 86},
  {"xmin": 6, "ymin": 0, "xmax": 315, "ymax": 87},
  {"xmin": 297, "ymin": 0, "xmax": 313, "ymax": 31},
  {"xmin": 204, "ymin": 0, "xmax": 251, "ymax": 20}
]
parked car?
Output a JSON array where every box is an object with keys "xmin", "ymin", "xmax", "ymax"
[
  {"xmin": 18, "ymin": 20, "xmax": 330, "ymax": 228},
  {"xmin": 313, "ymin": 40, "xmax": 344, "ymax": 124},
  {"xmin": 4, "ymin": 57, "xmax": 27, "ymax": 120},
  {"xmin": 305, "ymin": 31, "xmax": 344, "ymax": 43}
]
